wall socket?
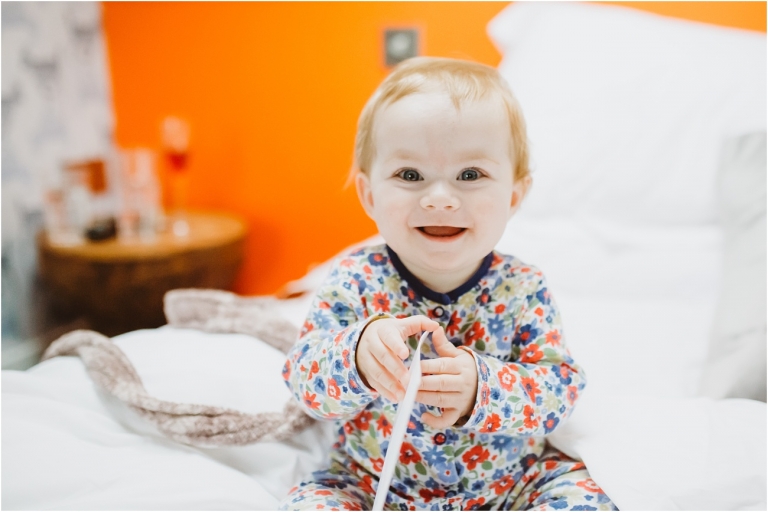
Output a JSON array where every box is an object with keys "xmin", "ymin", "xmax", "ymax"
[{"xmin": 384, "ymin": 29, "xmax": 419, "ymax": 66}]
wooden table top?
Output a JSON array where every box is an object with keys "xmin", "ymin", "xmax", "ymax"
[{"xmin": 39, "ymin": 211, "xmax": 248, "ymax": 262}]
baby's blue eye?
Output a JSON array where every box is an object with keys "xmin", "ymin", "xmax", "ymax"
[
  {"xmin": 459, "ymin": 168, "xmax": 480, "ymax": 181},
  {"xmin": 398, "ymin": 169, "xmax": 423, "ymax": 181}
]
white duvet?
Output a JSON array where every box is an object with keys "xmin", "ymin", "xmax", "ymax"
[{"xmin": 2, "ymin": 324, "xmax": 334, "ymax": 511}]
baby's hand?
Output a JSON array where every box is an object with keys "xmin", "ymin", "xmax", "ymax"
[
  {"xmin": 356, "ymin": 315, "xmax": 440, "ymax": 402},
  {"xmin": 417, "ymin": 328, "xmax": 478, "ymax": 428}
]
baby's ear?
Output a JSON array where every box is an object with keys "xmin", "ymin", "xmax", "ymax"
[
  {"xmin": 509, "ymin": 175, "xmax": 532, "ymax": 215},
  {"xmin": 355, "ymin": 171, "xmax": 375, "ymax": 218}
]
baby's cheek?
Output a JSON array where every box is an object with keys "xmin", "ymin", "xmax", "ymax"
[
  {"xmin": 373, "ymin": 185, "xmax": 410, "ymax": 210},
  {"xmin": 374, "ymin": 195, "xmax": 409, "ymax": 226},
  {"xmin": 471, "ymin": 193, "xmax": 512, "ymax": 240},
  {"xmin": 475, "ymin": 192, "xmax": 511, "ymax": 219}
]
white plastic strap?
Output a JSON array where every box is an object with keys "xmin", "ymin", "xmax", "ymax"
[{"xmin": 372, "ymin": 331, "xmax": 429, "ymax": 511}]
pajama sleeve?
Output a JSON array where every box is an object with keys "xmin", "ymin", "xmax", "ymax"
[
  {"xmin": 462, "ymin": 273, "xmax": 586, "ymax": 436},
  {"xmin": 282, "ymin": 258, "xmax": 383, "ymax": 421}
]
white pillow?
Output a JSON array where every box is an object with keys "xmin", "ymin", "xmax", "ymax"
[
  {"xmin": 488, "ymin": 2, "xmax": 766, "ymax": 226},
  {"xmin": 699, "ymin": 132, "xmax": 767, "ymax": 401},
  {"xmin": 112, "ymin": 327, "xmax": 293, "ymax": 414},
  {"xmin": 111, "ymin": 327, "xmax": 337, "ymax": 500}
]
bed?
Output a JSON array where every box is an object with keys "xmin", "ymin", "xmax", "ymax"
[{"xmin": 3, "ymin": 3, "xmax": 766, "ymax": 510}]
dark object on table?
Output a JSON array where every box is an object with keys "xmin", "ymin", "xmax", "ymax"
[{"xmin": 86, "ymin": 217, "xmax": 117, "ymax": 242}]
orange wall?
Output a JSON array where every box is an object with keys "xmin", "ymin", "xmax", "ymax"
[
  {"xmin": 102, "ymin": 1, "xmax": 766, "ymax": 295},
  {"xmin": 603, "ymin": 1, "xmax": 766, "ymax": 31}
]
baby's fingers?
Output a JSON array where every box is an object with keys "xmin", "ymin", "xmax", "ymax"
[
  {"xmin": 420, "ymin": 357, "xmax": 461, "ymax": 376},
  {"xmin": 421, "ymin": 409, "xmax": 461, "ymax": 429},
  {"xmin": 373, "ymin": 331, "xmax": 410, "ymax": 381},
  {"xmin": 377, "ymin": 386, "xmax": 399, "ymax": 403},
  {"xmin": 378, "ymin": 325, "xmax": 410, "ymax": 361},
  {"xmin": 368, "ymin": 364, "xmax": 406, "ymax": 400},
  {"xmin": 420, "ymin": 374, "xmax": 464, "ymax": 392},
  {"xmin": 357, "ymin": 349, "xmax": 405, "ymax": 400},
  {"xmin": 415, "ymin": 391, "xmax": 465, "ymax": 409},
  {"xmin": 395, "ymin": 315, "xmax": 440, "ymax": 339},
  {"xmin": 431, "ymin": 327, "xmax": 462, "ymax": 357}
]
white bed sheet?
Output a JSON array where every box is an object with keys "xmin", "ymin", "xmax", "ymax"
[
  {"xmin": 2, "ymin": 322, "xmax": 334, "ymax": 511},
  {"xmin": 3, "ymin": 363, "xmax": 281, "ymax": 510},
  {"xmin": 549, "ymin": 392, "xmax": 767, "ymax": 511}
]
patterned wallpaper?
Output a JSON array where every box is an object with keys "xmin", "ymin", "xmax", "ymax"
[{"xmin": 1, "ymin": 2, "xmax": 114, "ymax": 358}]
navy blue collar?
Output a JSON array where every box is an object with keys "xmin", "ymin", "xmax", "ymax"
[{"xmin": 385, "ymin": 245, "xmax": 494, "ymax": 306}]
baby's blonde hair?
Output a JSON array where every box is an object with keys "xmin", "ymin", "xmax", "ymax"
[{"xmin": 352, "ymin": 57, "xmax": 530, "ymax": 183}]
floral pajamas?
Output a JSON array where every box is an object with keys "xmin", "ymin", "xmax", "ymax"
[
  {"xmin": 281, "ymin": 446, "xmax": 615, "ymax": 511},
  {"xmin": 280, "ymin": 245, "xmax": 617, "ymax": 511}
]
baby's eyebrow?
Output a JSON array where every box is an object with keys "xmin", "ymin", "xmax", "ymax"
[
  {"xmin": 455, "ymin": 151, "xmax": 499, "ymax": 164},
  {"xmin": 383, "ymin": 149, "xmax": 500, "ymax": 167},
  {"xmin": 388, "ymin": 150, "xmax": 422, "ymax": 161}
]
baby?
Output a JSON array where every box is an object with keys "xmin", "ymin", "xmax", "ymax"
[{"xmin": 280, "ymin": 57, "xmax": 617, "ymax": 511}]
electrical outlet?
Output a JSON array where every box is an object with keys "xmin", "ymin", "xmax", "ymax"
[{"xmin": 384, "ymin": 29, "xmax": 418, "ymax": 67}]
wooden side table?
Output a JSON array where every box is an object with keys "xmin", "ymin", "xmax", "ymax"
[{"xmin": 38, "ymin": 211, "xmax": 247, "ymax": 337}]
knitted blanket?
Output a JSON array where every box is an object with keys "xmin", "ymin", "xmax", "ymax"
[{"xmin": 41, "ymin": 289, "xmax": 315, "ymax": 447}]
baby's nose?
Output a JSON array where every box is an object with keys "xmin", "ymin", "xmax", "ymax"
[{"xmin": 420, "ymin": 183, "xmax": 460, "ymax": 210}]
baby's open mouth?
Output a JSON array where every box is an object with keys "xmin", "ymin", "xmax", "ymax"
[{"xmin": 418, "ymin": 226, "xmax": 466, "ymax": 237}]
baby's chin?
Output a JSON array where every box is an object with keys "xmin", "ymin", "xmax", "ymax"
[
  {"xmin": 419, "ymin": 254, "xmax": 484, "ymax": 274},
  {"xmin": 393, "ymin": 243, "xmax": 490, "ymax": 277}
]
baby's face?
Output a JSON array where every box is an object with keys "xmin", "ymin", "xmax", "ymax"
[{"xmin": 357, "ymin": 91, "xmax": 526, "ymax": 280}]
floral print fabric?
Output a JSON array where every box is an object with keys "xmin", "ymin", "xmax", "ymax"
[
  {"xmin": 281, "ymin": 244, "xmax": 607, "ymax": 509},
  {"xmin": 280, "ymin": 446, "xmax": 617, "ymax": 510}
]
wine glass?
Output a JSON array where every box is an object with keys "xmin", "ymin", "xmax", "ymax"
[{"xmin": 161, "ymin": 116, "xmax": 191, "ymax": 237}]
